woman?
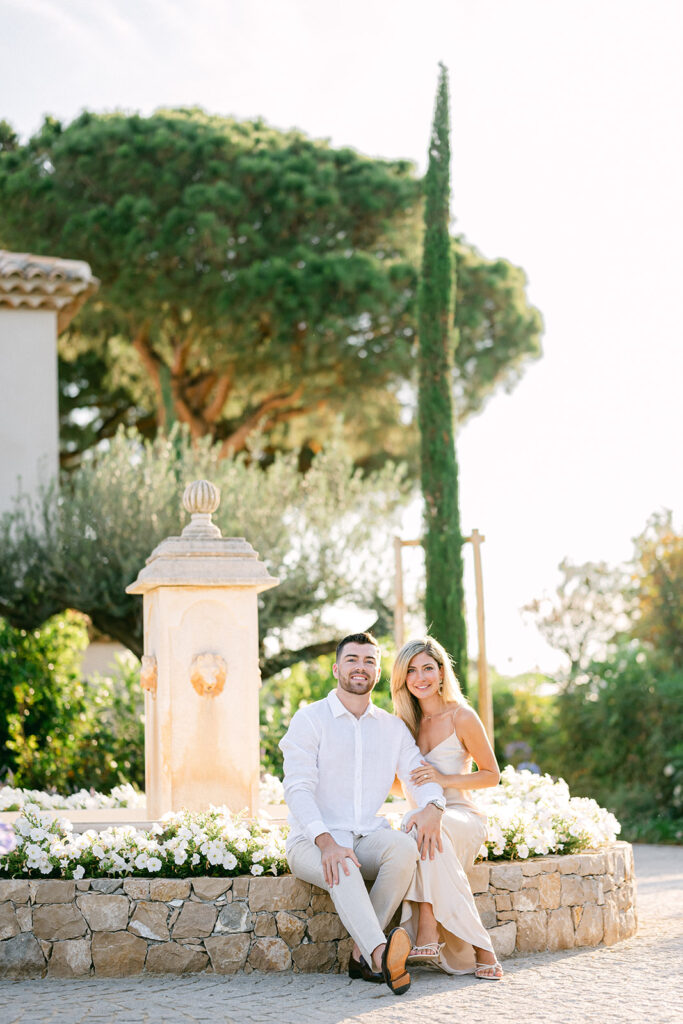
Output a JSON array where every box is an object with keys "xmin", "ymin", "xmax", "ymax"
[{"xmin": 391, "ymin": 636, "xmax": 503, "ymax": 980}]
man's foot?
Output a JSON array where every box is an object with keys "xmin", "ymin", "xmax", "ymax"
[
  {"xmin": 348, "ymin": 954, "xmax": 384, "ymax": 983},
  {"xmin": 381, "ymin": 927, "xmax": 412, "ymax": 995}
]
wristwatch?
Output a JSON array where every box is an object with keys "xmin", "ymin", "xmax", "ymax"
[{"xmin": 425, "ymin": 797, "xmax": 446, "ymax": 812}]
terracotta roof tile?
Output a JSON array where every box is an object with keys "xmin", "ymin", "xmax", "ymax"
[{"xmin": 0, "ymin": 250, "xmax": 100, "ymax": 333}]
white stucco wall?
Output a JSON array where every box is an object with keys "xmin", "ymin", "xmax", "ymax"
[{"xmin": 0, "ymin": 309, "xmax": 59, "ymax": 516}]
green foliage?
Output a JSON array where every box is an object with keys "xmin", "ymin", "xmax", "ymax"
[
  {"xmin": 0, "ymin": 427, "xmax": 406, "ymax": 668},
  {"xmin": 0, "ymin": 109, "xmax": 542, "ymax": 468},
  {"xmin": 488, "ymin": 671, "xmax": 557, "ymax": 769},
  {"xmin": 548, "ymin": 649, "xmax": 683, "ymax": 843},
  {"xmin": 417, "ymin": 65, "xmax": 467, "ymax": 687},
  {"xmin": 630, "ymin": 510, "xmax": 683, "ymax": 672},
  {"xmin": 0, "ymin": 612, "xmax": 144, "ymax": 792},
  {"xmin": 260, "ymin": 651, "xmax": 394, "ymax": 776},
  {"xmin": 0, "ymin": 613, "xmax": 89, "ymax": 787}
]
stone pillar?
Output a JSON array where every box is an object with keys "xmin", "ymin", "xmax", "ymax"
[
  {"xmin": 126, "ymin": 480, "xmax": 278, "ymax": 819},
  {"xmin": 0, "ymin": 251, "xmax": 99, "ymax": 516}
]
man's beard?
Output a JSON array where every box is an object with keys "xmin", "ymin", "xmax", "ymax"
[{"xmin": 337, "ymin": 669, "xmax": 376, "ymax": 695}]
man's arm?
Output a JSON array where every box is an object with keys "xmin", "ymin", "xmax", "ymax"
[
  {"xmin": 279, "ymin": 710, "xmax": 360, "ymax": 886},
  {"xmin": 279, "ymin": 710, "xmax": 328, "ymax": 843}
]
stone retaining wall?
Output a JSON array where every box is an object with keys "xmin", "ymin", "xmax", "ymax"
[{"xmin": 0, "ymin": 842, "xmax": 636, "ymax": 978}]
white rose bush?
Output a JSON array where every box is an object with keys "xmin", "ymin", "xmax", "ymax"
[
  {"xmin": 476, "ymin": 767, "xmax": 621, "ymax": 861},
  {"xmin": 0, "ymin": 803, "xmax": 288, "ymax": 880},
  {"xmin": 0, "ymin": 768, "xmax": 620, "ymax": 879}
]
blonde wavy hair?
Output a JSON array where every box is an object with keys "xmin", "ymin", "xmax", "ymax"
[{"xmin": 390, "ymin": 636, "xmax": 465, "ymax": 738}]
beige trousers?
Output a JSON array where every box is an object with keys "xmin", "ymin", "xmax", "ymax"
[{"xmin": 286, "ymin": 828, "xmax": 418, "ymax": 965}]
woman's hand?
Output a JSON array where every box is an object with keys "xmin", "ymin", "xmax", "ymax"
[{"xmin": 410, "ymin": 760, "xmax": 446, "ymax": 787}]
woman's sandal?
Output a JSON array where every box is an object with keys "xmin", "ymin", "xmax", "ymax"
[
  {"xmin": 474, "ymin": 959, "xmax": 504, "ymax": 981},
  {"xmin": 407, "ymin": 941, "xmax": 445, "ymax": 964}
]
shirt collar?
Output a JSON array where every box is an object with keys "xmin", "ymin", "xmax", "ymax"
[{"xmin": 327, "ymin": 689, "xmax": 378, "ymax": 719}]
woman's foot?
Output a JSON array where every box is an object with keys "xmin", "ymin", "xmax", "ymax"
[
  {"xmin": 407, "ymin": 941, "xmax": 444, "ymax": 963},
  {"xmin": 474, "ymin": 959, "xmax": 503, "ymax": 980}
]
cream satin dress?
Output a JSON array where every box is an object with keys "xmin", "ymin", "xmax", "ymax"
[{"xmin": 400, "ymin": 725, "xmax": 495, "ymax": 973}]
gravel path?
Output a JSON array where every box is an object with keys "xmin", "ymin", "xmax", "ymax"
[{"xmin": 1, "ymin": 844, "xmax": 681, "ymax": 1024}]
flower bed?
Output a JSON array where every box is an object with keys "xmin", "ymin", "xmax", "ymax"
[{"xmin": 0, "ymin": 769, "xmax": 620, "ymax": 881}]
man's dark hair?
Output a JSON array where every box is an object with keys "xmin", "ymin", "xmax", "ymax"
[{"xmin": 335, "ymin": 632, "xmax": 380, "ymax": 662}]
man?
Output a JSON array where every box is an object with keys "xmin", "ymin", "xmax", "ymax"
[{"xmin": 280, "ymin": 632, "xmax": 446, "ymax": 994}]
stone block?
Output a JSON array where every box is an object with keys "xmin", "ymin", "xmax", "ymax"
[
  {"xmin": 232, "ymin": 878, "xmax": 250, "ymax": 898},
  {"xmin": 538, "ymin": 873, "xmax": 561, "ymax": 910},
  {"xmin": 618, "ymin": 907, "xmax": 637, "ymax": 941},
  {"xmin": 192, "ymin": 878, "xmax": 232, "ymax": 901},
  {"xmin": 145, "ymin": 941, "xmax": 209, "ymax": 974},
  {"xmin": 560, "ymin": 876, "xmax": 586, "ymax": 907},
  {"xmin": 488, "ymin": 921, "xmax": 516, "ymax": 959},
  {"xmin": 547, "ymin": 907, "xmax": 574, "ymax": 951},
  {"xmin": 521, "ymin": 859, "xmax": 551, "ymax": 876},
  {"xmin": 128, "ymin": 901, "xmax": 170, "ymax": 941},
  {"xmin": 474, "ymin": 894, "xmax": 497, "ymax": 928},
  {"xmin": 496, "ymin": 911, "xmax": 518, "ymax": 921},
  {"xmin": 16, "ymin": 906, "xmax": 32, "ymax": 932},
  {"xmin": 0, "ymin": 932, "xmax": 47, "ymax": 978},
  {"xmin": 77, "ymin": 893, "xmax": 130, "ymax": 932},
  {"xmin": 29, "ymin": 880, "xmax": 75, "ymax": 904},
  {"xmin": 248, "ymin": 936, "xmax": 292, "ymax": 972},
  {"xmin": 76, "ymin": 881, "xmax": 90, "ymax": 891},
  {"xmin": 623, "ymin": 844, "xmax": 635, "ymax": 881},
  {"xmin": 149, "ymin": 879, "xmax": 191, "ymax": 901},
  {"xmin": 215, "ymin": 902, "xmax": 253, "ymax": 933},
  {"xmin": 172, "ymin": 902, "xmax": 218, "ymax": 938},
  {"xmin": 575, "ymin": 903, "xmax": 603, "ymax": 946},
  {"xmin": 276, "ymin": 911, "xmax": 306, "ymax": 948},
  {"xmin": 467, "ymin": 862, "xmax": 490, "ymax": 893},
  {"xmin": 557, "ymin": 856, "xmax": 582, "ymax": 875},
  {"xmin": 32, "ymin": 903, "xmax": 87, "ymax": 941},
  {"xmin": 0, "ymin": 903, "xmax": 20, "ymax": 940},
  {"xmin": 495, "ymin": 894, "xmax": 512, "ymax": 911},
  {"xmin": 489, "ymin": 864, "xmax": 523, "ymax": 891},
  {"xmin": 616, "ymin": 882, "xmax": 634, "ymax": 911},
  {"xmin": 612, "ymin": 849, "xmax": 626, "ymax": 886},
  {"xmin": 0, "ymin": 880, "xmax": 29, "ymax": 904},
  {"xmin": 512, "ymin": 889, "xmax": 539, "ymax": 912},
  {"xmin": 204, "ymin": 934, "xmax": 250, "ymax": 974},
  {"xmin": 292, "ymin": 940, "xmax": 336, "ymax": 973},
  {"xmin": 254, "ymin": 913, "xmax": 277, "ymax": 937},
  {"xmin": 123, "ymin": 878, "xmax": 150, "ymax": 900},
  {"xmin": 307, "ymin": 912, "xmax": 347, "ymax": 942},
  {"xmin": 89, "ymin": 879, "xmax": 122, "ymax": 894},
  {"xmin": 249, "ymin": 876, "xmax": 311, "ymax": 912},
  {"xmin": 335, "ymin": 936, "xmax": 354, "ymax": 972},
  {"xmin": 522, "ymin": 876, "xmax": 540, "ymax": 889},
  {"xmin": 48, "ymin": 938, "xmax": 92, "ymax": 977},
  {"xmin": 311, "ymin": 892, "xmax": 335, "ymax": 913},
  {"xmin": 516, "ymin": 911, "xmax": 548, "ymax": 952},
  {"xmin": 577, "ymin": 853, "xmax": 605, "ymax": 876},
  {"xmin": 602, "ymin": 897, "xmax": 619, "ymax": 945},
  {"xmin": 91, "ymin": 931, "xmax": 147, "ymax": 976}
]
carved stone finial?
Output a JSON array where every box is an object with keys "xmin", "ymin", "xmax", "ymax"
[
  {"xmin": 190, "ymin": 653, "xmax": 227, "ymax": 698},
  {"xmin": 181, "ymin": 480, "xmax": 221, "ymax": 538}
]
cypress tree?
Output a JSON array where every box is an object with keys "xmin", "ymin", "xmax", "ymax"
[{"xmin": 417, "ymin": 64, "xmax": 468, "ymax": 690}]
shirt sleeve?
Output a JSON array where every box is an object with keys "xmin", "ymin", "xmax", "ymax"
[
  {"xmin": 279, "ymin": 709, "xmax": 328, "ymax": 844},
  {"xmin": 395, "ymin": 721, "xmax": 444, "ymax": 809}
]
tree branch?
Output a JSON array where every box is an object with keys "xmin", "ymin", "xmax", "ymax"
[{"xmin": 218, "ymin": 385, "xmax": 304, "ymax": 457}]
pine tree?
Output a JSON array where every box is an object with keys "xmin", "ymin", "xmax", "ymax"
[{"xmin": 417, "ymin": 64, "xmax": 468, "ymax": 690}]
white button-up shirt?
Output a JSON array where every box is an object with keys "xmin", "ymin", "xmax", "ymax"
[{"xmin": 280, "ymin": 690, "xmax": 444, "ymax": 847}]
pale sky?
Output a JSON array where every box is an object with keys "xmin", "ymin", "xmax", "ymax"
[{"xmin": 1, "ymin": 0, "xmax": 681, "ymax": 674}]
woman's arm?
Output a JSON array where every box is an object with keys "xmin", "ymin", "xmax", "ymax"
[{"xmin": 411, "ymin": 707, "xmax": 500, "ymax": 790}]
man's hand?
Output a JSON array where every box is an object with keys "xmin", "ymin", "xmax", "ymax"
[
  {"xmin": 403, "ymin": 804, "xmax": 444, "ymax": 861},
  {"xmin": 315, "ymin": 833, "xmax": 361, "ymax": 887}
]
